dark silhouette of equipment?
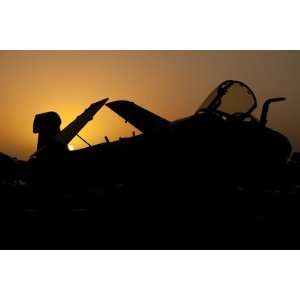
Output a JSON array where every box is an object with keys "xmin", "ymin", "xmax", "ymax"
[{"xmin": 0, "ymin": 153, "xmax": 17, "ymax": 183}]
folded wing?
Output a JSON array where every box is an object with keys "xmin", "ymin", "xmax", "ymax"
[
  {"xmin": 106, "ymin": 100, "xmax": 170, "ymax": 133},
  {"xmin": 54, "ymin": 98, "xmax": 109, "ymax": 146}
]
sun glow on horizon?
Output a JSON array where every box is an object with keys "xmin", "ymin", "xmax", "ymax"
[
  {"xmin": 0, "ymin": 51, "xmax": 299, "ymax": 160},
  {"xmin": 68, "ymin": 144, "xmax": 75, "ymax": 151}
]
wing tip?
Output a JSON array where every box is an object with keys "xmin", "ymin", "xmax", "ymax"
[
  {"xmin": 106, "ymin": 100, "xmax": 134, "ymax": 109},
  {"xmin": 93, "ymin": 97, "xmax": 109, "ymax": 105}
]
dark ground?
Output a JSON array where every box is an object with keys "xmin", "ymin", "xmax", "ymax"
[{"xmin": 1, "ymin": 164, "xmax": 300, "ymax": 250}]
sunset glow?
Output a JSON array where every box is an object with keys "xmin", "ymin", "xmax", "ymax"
[
  {"xmin": 68, "ymin": 144, "xmax": 75, "ymax": 151},
  {"xmin": 0, "ymin": 51, "xmax": 299, "ymax": 160}
]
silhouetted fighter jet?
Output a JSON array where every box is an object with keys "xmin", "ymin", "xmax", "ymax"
[
  {"xmin": 0, "ymin": 80, "xmax": 292, "ymax": 189},
  {"xmin": 16, "ymin": 80, "xmax": 289, "ymax": 190}
]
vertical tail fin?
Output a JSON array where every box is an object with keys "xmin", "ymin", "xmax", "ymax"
[{"xmin": 33, "ymin": 112, "xmax": 62, "ymax": 151}]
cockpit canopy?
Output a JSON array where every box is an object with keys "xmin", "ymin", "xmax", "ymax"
[{"xmin": 196, "ymin": 80, "xmax": 257, "ymax": 117}]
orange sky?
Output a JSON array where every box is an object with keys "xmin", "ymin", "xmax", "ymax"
[{"xmin": 0, "ymin": 50, "xmax": 299, "ymax": 160}]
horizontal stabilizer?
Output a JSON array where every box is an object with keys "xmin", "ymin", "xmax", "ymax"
[{"xmin": 106, "ymin": 100, "xmax": 170, "ymax": 133}]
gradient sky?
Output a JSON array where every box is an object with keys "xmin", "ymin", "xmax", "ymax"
[{"xmin": 0, "ymin": 50, "xmax": 299, "ymax": 160}]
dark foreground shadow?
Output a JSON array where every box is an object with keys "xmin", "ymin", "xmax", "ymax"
[{"xmin": 1, "ymin": 170, "xmax": 300, "ymax": 250}]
